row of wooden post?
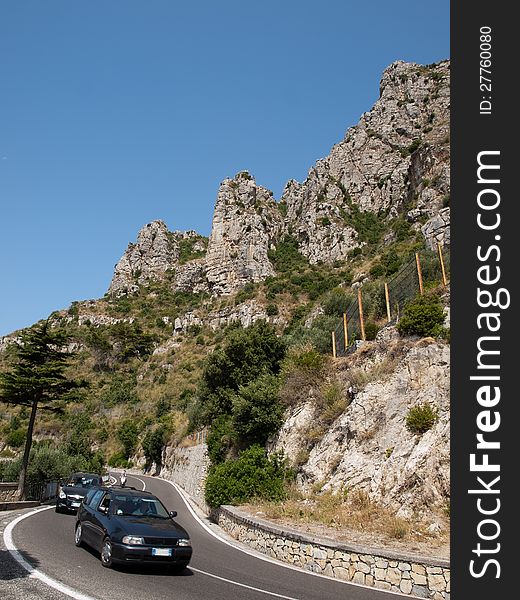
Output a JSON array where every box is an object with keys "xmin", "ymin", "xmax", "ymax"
[{"xmin": 332, "ymin": 243, "xmax": 448, "ymax": 357}]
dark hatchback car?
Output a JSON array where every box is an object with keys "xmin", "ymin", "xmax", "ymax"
[
  {"xmin": 56, "ymin": 472, "xmax": 103, "ymax": 513},
  {"xmin": 75, "ymin": 487, "xmax": 192, "ymax": 571}
]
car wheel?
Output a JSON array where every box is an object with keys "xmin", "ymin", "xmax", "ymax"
[
  {"xmin": 55, "ymin": 504, "xmax": 62, "ymax": 514},
  {"xmin": 74, "ymin": 523, "xmax": 84, "ymax": 547},
  {"xmin": 100, "ymin": 537, "xmax": 113, "ymax": 568}
]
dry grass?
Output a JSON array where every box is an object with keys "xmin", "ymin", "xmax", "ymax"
[{"xmin": 245, "ymin": 487, "xmax": 448, "ymax": 552}]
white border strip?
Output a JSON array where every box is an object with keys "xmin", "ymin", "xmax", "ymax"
[
  {"xmin": 189, "ymin": 566, "xmax": 300, "ymax": 600},
  {"xmin": 4, "ymin": 506, "xmax": 99, "ymax": 600}
]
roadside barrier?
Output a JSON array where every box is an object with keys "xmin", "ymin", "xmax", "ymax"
[{"xmin": 332, "ymin": 244, "xmax": 450, "ymax": 357}]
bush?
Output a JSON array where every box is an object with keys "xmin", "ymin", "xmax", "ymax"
[
  {"xmin": 108, "ymin": 452, "xmax": 133, "ymax": 469},
  {"xmin": 266, "ymin": 303, "xmax": 279, "ymax": 316},
  {"xmin": 364, "ymin": 322, "xmax": 379, "ymax": 341},
  {"xmin": 205, "ymin": 445, "xmax": 288, "ymax": 507},
  {"xmin": 267, "ymin": 236, "xmax": 309, "ymax": 273},
  {"xmin": 6, "ymin": 428, "xmax": 25, "ymax": 448},
  {"xmin": 397, "ymin": 293, "xmax": 445, "ymax": 337},
  {"xmin": 232, "ymin": 374, "xmax": 283, "ymax": 447},
  {"xmin": 206, "ymin": 416, "xmax": 235, "ymax": 464},
  {"xmin": 142, "ymin": 426, "xmax": 167, "ymax": 467},
  {"xmin": 194, "ymin": 321, "xmax": 286, "ymax": 426},
  {"xmin": 2, "ymin": 445, "xmax": 101, "ymax": 486},
  {"xmin": 99, "ymin": 378, "xmax": 138, "ymax": 407},
  {"xmin": 322, "ymin": 288, "xmax": 355, "ymax": 317},
  {"xmin": 117, "ymin": 420, "xmax": 139, "ymax": 458},
  {"xmin": 406, "ymin": 403, "xmax": 439, "ymax": 434}
]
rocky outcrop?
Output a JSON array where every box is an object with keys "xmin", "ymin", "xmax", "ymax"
[
  {"xmin": 108, "ymin": 221, "xmax": 207, "ymax": 295},
  {"xmin": 270, "ymin": 340, "xmax": 450, "ymax": 519},
  {"xmin": 107, "ymin": 60, "xmax": 450, "ymax": 297},
  {"xmin": 205, "ymin": 172, "xmax": 283, "ymax": 294},
  {"xmin": 109, "ymin": 221, "xmax": 177, "ymax": 295},
  {"xmin": 279, "ymin": 60, "xmax": 450, "ymax": 263}
]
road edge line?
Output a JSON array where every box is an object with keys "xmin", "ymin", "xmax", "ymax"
[{"xmin": 4, "ymin": 506, "xmax": 100, "ymax": 600}]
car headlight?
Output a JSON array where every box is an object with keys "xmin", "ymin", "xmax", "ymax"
[
  {"xmin": 59, "ymin": 489, "xmax": 66, "ymax": 499},
  {"xmin": 178, "ymin": 539, "xmax": 191, "ymax": 547},
  {"xmin": 122, "ymin": 535, "xmax": 145, "ymax": 545}
]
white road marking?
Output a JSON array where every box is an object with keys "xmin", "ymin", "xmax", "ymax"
[
  {"xmin": 4, "ymin": 506, "xmax": 100, "ymax": 600},
  {"xmin": 128, "ymin": 475, "xmax": 146, "ymax": 491},
  {"xmin": 4, "ymin": 503, "xmax": 298, "ymax": 599},
  {"xmin": 189, "ymin": 566, "xmax": 300, "ymax": 600}
]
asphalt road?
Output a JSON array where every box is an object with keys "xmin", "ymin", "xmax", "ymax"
[{"xmin": 10, "ymin": 473, "xmax": 400, "ymax": 600}]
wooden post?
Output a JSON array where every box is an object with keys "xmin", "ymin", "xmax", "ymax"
[
  {"xmin": 357, "ymin": 288, "xmax": 366, "ymax": 341},
  {"xmin": 384, "ymin": 282, "xmax": 391, "ymax": 322},
  {"xmin": 343, "ymin": 313, "xmax": 349, "ymax": 350},
  {"xmin": 437, "ymin": 242, "xmax": 447, "ymax": 286},
  {"xmin": 415, "ymin": 252, "xmax": 424, "ymax": 295},
  {"xmin": 331, "ymin": 331, "xmax": 337, "ymax": 358}
]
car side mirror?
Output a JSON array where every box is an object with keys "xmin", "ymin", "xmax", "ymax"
[
  {"xmin": 169, "ymin": 510, "xmax": 177, "ymax": 518},
  {"xmin": 99, "ymin": 505, "xmax": 109, "ymax": 514}
]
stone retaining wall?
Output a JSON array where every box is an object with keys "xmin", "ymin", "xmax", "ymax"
[
  {"xmin": 0, "ymin": 483, "xmax": 20, "ymax": 502},
  {"xmin": 213, "ymin": 505, "xmax": 450, "ymax": 600},
  {"xmin": 160, "ymin": 443, "xmax": 210, "ymax": 513}
]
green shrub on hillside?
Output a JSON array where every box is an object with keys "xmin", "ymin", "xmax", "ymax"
[
  {"xmin": 193, "ymin": 321, "xmax": 285, "ymax": 427},
  {"xmin": 206, "ymin": 415, "xmax": 235, "ymax": 464},
  {"xmin": 267, "ymin": 235, "xmax": 309, "ymax": 273},
  {"xmin": 205, "ymin": 445, "xmax": 288, "ymax": 507},
  {"xmin": 232, "ymin": 374, "xmax": 283, "ymax": 447},
  {"xmin": 364, "ymin": 322, "xmax": 379, "ymax": 341},
  {"xmin": 117, "ymin": 420, "xmax": 139, "ymax": 459},
  {"xmin": 322, "ymin": 288, "xmax": 355, "ymax": 317},
  {"xmin": 142, "ymin": 426, "xmax": 167, "ymax": 467},
  {"xmin": 283, "ymin": 314, "xmax": 338, "ymax": 354},
  {"xmin": 406, "ymin": 403, "xmax": 439, "ymax": 434},
  {"xmin": 6, "ymin": 428, "xmax": 25, "ymax": 448},
  {"xmin": 397, "ymin": 293, "xmax": 445, "ymax": 338}
]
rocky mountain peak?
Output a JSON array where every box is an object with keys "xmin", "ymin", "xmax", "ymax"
[
  {"xmin": 107, "ymin": 60, "xmax": 450, "ymax": 297},
  {"xmin": 204, "ymin": 171, "xmax": 283, "ymax": 295}
]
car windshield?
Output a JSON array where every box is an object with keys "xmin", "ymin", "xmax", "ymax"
[
  {"xmin": 111, "ymin": 494, "xmax": 170, "ymax": 518},
  {"xmin": 67, "ymin": 475, "xmax": 100, "ymax": 487}
]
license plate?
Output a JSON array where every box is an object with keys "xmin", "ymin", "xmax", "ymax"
[
  {"xmin": 71, "ymin": 502, "xmax": 80, "ymax": 507},
  {"xmin": 152, "ymin": 548, "xmax": 172, "ymax": 557}
]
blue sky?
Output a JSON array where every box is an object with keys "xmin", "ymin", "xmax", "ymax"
[{"xmin": 0, "ymin": 1, "xmax": 449, "ymax": 336}]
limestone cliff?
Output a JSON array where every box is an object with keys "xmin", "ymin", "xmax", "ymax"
[
  {"xmin": 270, "ymin": 336, "xmax": 450, "ymax": 519},
  {"xmin": 108, "ymin": 60, "xmax": 450, "ymax": 296},
  {"xmin": 204, "ymin": 172, "xmax": 283, "ymax": 294}
]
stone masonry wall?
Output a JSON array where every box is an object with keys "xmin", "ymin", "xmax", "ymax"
[
  {"xmin": 0, "ymin": 483, "xmax": 20, "ymax": 502},
  {"xmin": 160, "ymin": 443, "xmax": 210, "ymax": 513},
  {"xmin": 213, "ymin": 505, "xmax": 450, "ymax": 600}
]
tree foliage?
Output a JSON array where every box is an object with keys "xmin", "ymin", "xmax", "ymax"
[
  {"xmin": 193, "ymin": 321, "xmax": 285, "ymax": 427},
  {"xmin": 205, "ymin": 445, "xmax": 289, "ymax": 507},
  {"xmin": 0, "ymin": 321, "xmax": 85, "ymax": 496},
  {"xmin": 142, "ymin": 426, "xmax": 167, "ymax": 467},
  {"xmin": 117, "ymin": 419, "xmax": 139, "ymax": 458}
]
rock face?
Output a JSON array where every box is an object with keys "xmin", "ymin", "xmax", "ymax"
[
  {"xmin": 279, "ymin": 60, "xmax": 450, "ymax": 263},
  {"xmin": 108, "ymin": 221, "xmax": 207, "ymax": 295},
  {"xmin": 109, "ymin": 221, "xmax": 177, "ymax": 295},
  {"xmin": 107, "ymin": 60, "xmax": 450, "ymax": 297},
  {"xmin": 204, "ymin": 172, "xmax": 283, "ymax": 294},
  {"xmin": 270, "ymin": 340, "xmax": 450, "ymax": 519}
]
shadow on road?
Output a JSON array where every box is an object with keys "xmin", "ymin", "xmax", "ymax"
[
  {"xmin": 0, "ymin": 548, "xmax": 40, "ymax": 581},
  {"xmin": 78, "ymin": 542, "xmax": 194, "ymax": 577}
]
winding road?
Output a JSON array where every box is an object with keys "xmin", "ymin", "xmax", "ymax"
[{"xmin": 7, "ymin": 473, "xmax": 401, "ymax": 600}]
